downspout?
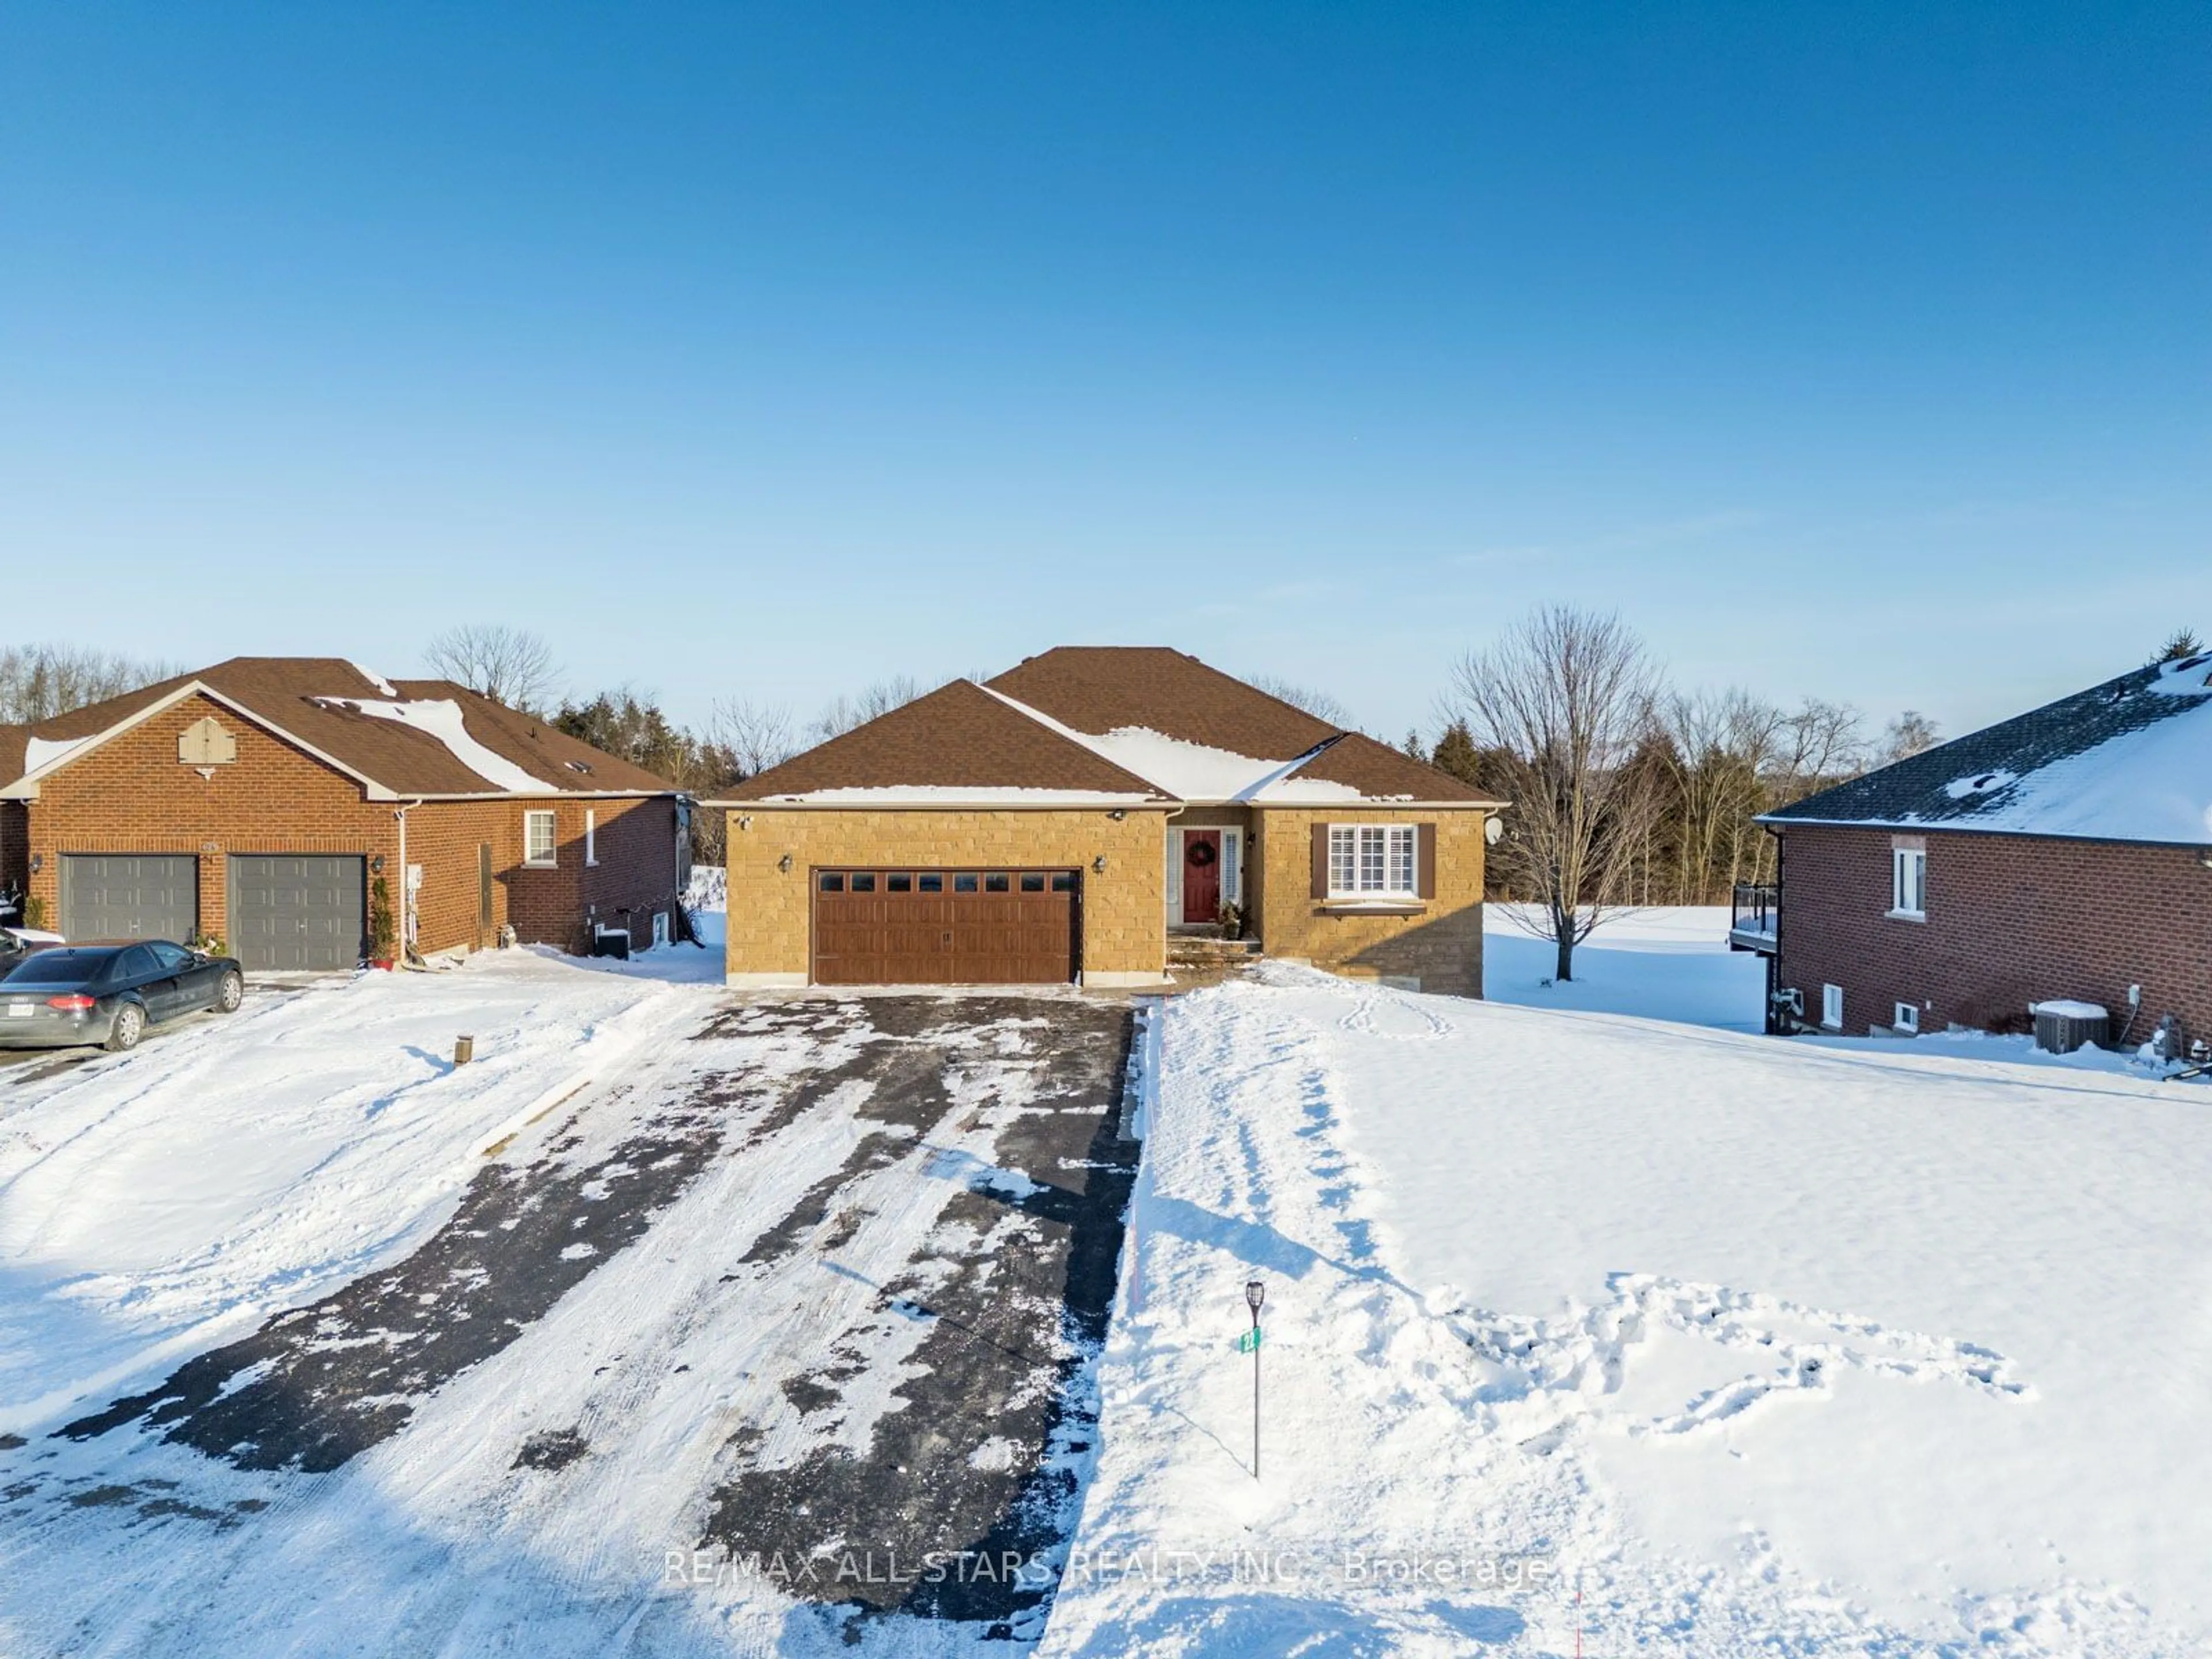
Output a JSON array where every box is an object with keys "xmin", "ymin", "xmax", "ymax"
[{"xmin": 395, "ymin": 800, "xmax": 423, "ymax": 968}]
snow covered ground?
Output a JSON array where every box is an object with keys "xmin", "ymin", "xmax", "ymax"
[
  {"xmin": 9, "ymin": 903, "xmax": 2206, "ymax": 1654},
  {"xmin": 0, "ymin": 926, "xmax": 727, "ymax": 1440},
  {"xmin": 1482, "ymin": 902, "xmax": 1767, "ymax": 1031},
  {"xmin": 1051, "ymin": 911, "xmax": 2211, "ymax": 1655}
]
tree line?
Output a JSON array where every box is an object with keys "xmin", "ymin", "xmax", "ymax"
[{"xmin": 1418, "ymin": 609, "xmax": 2203, "ymax": 980}]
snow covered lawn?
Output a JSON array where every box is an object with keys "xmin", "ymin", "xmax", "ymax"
[
  {"xmin": 1052, "ymin": 912, "xmax": 2212, "ymax": 1656},
  {"xmin": 0, "ymin": 933, "xmax": 726, "ymax": 1437}
]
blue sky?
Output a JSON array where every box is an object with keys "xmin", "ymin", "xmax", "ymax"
[{"xmin": 2, "ymin": 3, "xmax": 2205, "ymax": 744}]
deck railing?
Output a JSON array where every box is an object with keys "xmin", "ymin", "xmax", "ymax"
[{"xmin": 1729, "ymin": 882, "xmax": 1778, "ymax": 941}]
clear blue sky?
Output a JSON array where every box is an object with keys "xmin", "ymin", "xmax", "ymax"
[{"xmin": 2, "ymin": 3, "xmax": 2205, "ymax": 744}]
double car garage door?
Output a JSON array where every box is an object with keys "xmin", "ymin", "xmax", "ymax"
[
  {"xmin": 812, "ymin": 868, "xmax": 1079, "ymax": 985},
  {"xmin": 59, "ymin": 854, "xmax": 365, "ymax": 973}
]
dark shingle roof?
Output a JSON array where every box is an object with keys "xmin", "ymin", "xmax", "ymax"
[
  {"xmin": 1, "ymin": 658, "xmax": 676, "ymax": 797},
  {"xmin": 1765, "ymin": 656, "xmax": 2212, "ymax": 844}
]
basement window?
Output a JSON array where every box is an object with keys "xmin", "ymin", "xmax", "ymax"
[
  {"xmin": 1894, "ymin": 1001, "xmax": 1921, "ymax": 1034},
  {"xmin": 1822, "ymin": 984, "xmax": 1843, "ymax": 1029}
]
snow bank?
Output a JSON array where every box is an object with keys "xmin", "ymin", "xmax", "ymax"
[
  {"xmin": 1054, "ymin": 963, "xmax": 2211, "ymax": 1654},
  {"xmin": 0, "ymin": 949, "xmax": 721, "ymax": 1437}
]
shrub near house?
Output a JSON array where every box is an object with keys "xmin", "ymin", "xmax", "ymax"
[{"xmin": 0, "ymin": 658, "xmax": 687, "ymax": 970}]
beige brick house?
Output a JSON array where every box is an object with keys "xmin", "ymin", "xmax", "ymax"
[
  {"xmin": 715, "ymin": 647, "xmax": 1506, "ymax": 993},
  {"xmin": 0, "ymin": 659, "xmax": 686, "ymax": 969}
]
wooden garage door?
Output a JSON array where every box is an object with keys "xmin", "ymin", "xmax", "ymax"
[{"xmin": 812, "ymin": 869, "xmax": 1079, "ymax": 985}]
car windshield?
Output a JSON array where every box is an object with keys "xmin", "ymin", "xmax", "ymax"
[{"xmin": 0, "ymin": 949, "xmax": 114, "ymax": 986}]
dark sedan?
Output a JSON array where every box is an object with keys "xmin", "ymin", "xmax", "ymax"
[{"xmin": 0, "ymin": 941, "xmax": 244, "ymax": 1051}]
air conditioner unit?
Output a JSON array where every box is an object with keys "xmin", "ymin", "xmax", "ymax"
[{"xmin": 2031, "ymin": 999, "xmax": 2108, "ymax": 1055}]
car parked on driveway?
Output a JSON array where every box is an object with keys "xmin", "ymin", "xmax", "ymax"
[{"xmin": 0, "ymin": 941, "xmax": 245, "ymax": 1052}]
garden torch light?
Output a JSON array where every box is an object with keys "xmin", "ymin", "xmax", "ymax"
[{"xmin": 1245, "ymin": 1280, "xmax": 1265, "ymax": 1478}]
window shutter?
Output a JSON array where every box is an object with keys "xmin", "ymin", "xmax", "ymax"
[
  {"xmin": 1310, "ymin": 824, "xmax": 1330, "ymax": 898},
  {"xmin": 1416, "ymin": 823, "xmax": 1437, "ymax": 899}
]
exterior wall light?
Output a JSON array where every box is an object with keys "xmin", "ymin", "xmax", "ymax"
[
  {"xmin": 1093, "ymin": 856, "xmax": 1108, "ymax": 874},
  {"xmin": 1108, "ymin": 809, "xmax": 1126, "ymax": 821},
  {"xmin": 778, "ymin": 853, "xmax": 794, "ymax": 873},
  {"xmin": 370, "ymin": 854, "xmax": 385, "ymax": 873},
  {"xmin": 29, "ymin": 853, "xmax": 43, "ymax": 874},
  {"xmin": 738, "ymin": 815, "xmax": 753, "ymax": 832}
]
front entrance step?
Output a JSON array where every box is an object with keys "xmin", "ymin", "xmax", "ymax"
[{"xmin": 1165, "ymin": 936, "xmax": 1263, "ymax": 965}]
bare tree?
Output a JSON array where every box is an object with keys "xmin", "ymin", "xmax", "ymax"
[
  {"xmin": 711, "ymin": 698, "xmax": 799, "ymax": 777},
  {"xmin": 1452, "ymin": 607, "xmax": 1661, "ymax": 980},
  {"xmin": 1653, "ymin": 688, "xmax": 1786, "ymax": 903},
  {"xmin": 0, "ymin": 643, "xmax": 183, "ymax": 724},
  {"xmin": 811, "ymin": 675, "xmax": 923, "ymax": 742},
  {"xmin": 1247, "ymin": 674, "xmax": 1350, "ymax": 727},
  {"xmin": 423, "ymin": 625, "xmax": 560, "ymax": 713},
  {"xmin": 1878, "ymin": 709, "xmax": 1940, "ymax": 767}
]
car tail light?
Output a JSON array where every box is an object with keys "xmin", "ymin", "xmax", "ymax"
[{"xmin": 45, "ymin": 994, "xmax": 95, "ymax": 1012}]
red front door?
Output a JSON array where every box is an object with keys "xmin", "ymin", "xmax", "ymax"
[{"xmin": 1181, "ymin": 830, "xmax": 1222, "ymax": 924}]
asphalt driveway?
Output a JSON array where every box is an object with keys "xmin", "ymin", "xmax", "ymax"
[{"xmin": 10, "ymin": 991, "xmax": 1141, "ymax": 1654}]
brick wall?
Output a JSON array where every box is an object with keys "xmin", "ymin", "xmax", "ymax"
[
  {"xmin": 1252, "ymin": 807, "xmax": 1491, "ymax": 997},
  {"xmin": 25, "ymin": 694, "xmax": 402, "ymax": 952},
  {"xmin": 723, "ymin": 807, "xmax": 1170, "ymax": 985},
  {"xmin": 16, "ymin": 691, "xmax": 678, "ymax": 959},
  {"xmin": 1774, "ymin": 823, "xmax": 2212, "ymax": 1039}
]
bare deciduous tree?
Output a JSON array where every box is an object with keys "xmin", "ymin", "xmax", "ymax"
[
  {"xmin": 1452, "ymin": 606, "xmax": 1661, "ymax": 980},
  {"xmin": 1879, "ymin": 709, "xmax": 1940, "ymax": 767},
  {"xmin": 1247, "ymin": 674, "xmax": 1350, "ymax": 727},
  {"xmin": 0, "ymin": 643, "xmax": 183, "ymax": 724},
  {"xmin": 423, "ymin": 625, "xmax": 560, "ymax": 713},
  {"xmin": 811, "ymin": 676, "xmax": 923, "ymax": 743},
  {"xmin": 711, "ymin": 698, "xmax": 799, "ymax": 777}
]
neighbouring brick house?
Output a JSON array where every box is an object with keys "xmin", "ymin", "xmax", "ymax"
[
  {"xmin": 0, "ymin": 658, "xmax": 688, "ymax": 969},
  {"xmin": 715, "ymin": 647, "xmax": 1506, "ymax": 992},
  {"xmin": 1748, "ymin": 652, "xmax": 2212, "ymax": 1043}
]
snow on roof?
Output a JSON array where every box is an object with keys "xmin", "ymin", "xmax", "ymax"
[
  {"xmin": 1768, "ymin": 657, "xmax": 2212, "ymax": 845},
  {"xmin": 313, "ymin": 697, "xmax": 547, "ymax": 793},
  {"xmin": 347, "ymin": 661, "xmax": 400, "ymax": 698},
  {"xmin": 977, "ymin": 685, "xmax": 1365, "ymax": 803},
  {"xmin": 22, "ymin": 736, "xmax": 91, "ymax": 776}
]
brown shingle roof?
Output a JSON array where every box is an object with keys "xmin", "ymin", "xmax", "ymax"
[
  {"xmin": 989, "ymin": 646, "xmax": 1495, "ymax": 803},
  {"xmin": 988, "ymin": 647, "xmax": 1340, "ymax": 756},
  {"xmin": 731, "ymin": 680, "xmax": 1165, "ymax": 800},
  {"xmin": 725, "ymin": 649, "xmax": 1499, "ymax": 805},
  {"xmin": 1, "ymin": 658, "xmax": 676, "ymax": 797}
]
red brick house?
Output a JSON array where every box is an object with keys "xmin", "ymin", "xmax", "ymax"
[
  {"xmin": 0, "ymin": 659, "xmax": 687, "ymax": 970},
  {"xmin": 1750, "ymin": 653, "xmax": 2212, "ymax": 1044}
]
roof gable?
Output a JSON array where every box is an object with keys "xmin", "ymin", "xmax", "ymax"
[
  {"xmin": 731, "ymin": 679, "xmax": 1165, "ymax": 802},
  {"xmin": 729, "ymin": 647, "xmax": 1500, "ymax": 806},
  {"xmin": 1767, "ymin": 655, "xmax": 2212, "ymax": 844},
  {"xmin": 0, "ymin": 658, "xmax": 678, "ymax": 798}
]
